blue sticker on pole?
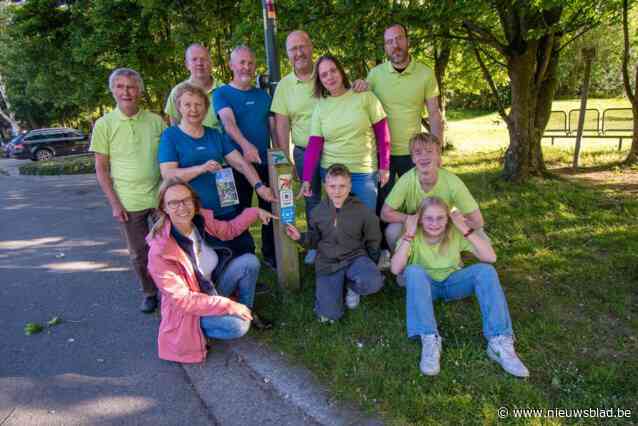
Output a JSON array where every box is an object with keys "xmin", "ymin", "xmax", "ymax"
[{"xmin": 278, "ymin": 174, "xmax": 295, "ymax": 224}]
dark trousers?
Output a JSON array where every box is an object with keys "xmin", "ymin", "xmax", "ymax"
[
  {"xmin": 377, "ymin": 155, "xmax": 414, "ymax": 248},
  {"xmin": 119, "ymin": 208, "xmax": 156, "ymax": 296},
  {"xmin": 315, "ymin": 256, "xmax": 384, "ymax": 320},
  {"xmin": 233, "ymin": 163, "xmax": 275, "ymax": 261}
]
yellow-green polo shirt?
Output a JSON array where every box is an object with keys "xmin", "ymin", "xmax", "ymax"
[
  {"xmin": 164, "ymin": 79, "xmax": 222, "ymax": 129},
  {"xmin": 310, "ymin": 90, "xmax": 386, "ymax": 173},
  {"xmin": 367, "ymin": 59, "xmax": 439, "ymax": 156},
  {"xmin": 404, "ymin": 228, "xmax": 473, "ymax": 281},
  {"xmin": 385, "ymin": 168, "xmax": 478, "ymax": 215},
  {"xmin": 90, "ymin": 108, "xmax": 166, "ymax": 211},
  {"xmin": 271, "ymin": 71, "xmax": 317, "ymax": 148}
]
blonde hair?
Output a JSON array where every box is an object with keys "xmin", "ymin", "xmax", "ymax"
[
  {"xmin": 148, "ymin": 178, "xmax": 202, "ymax": 239},
  {"xmin": 173, "ymin": 81, "xmax": 210, "ymax": 122},
  {"xmin": 416, "ymin": 196, "xmax": 453, "ymax": 255},
  {"xmin": 409, "ymin": 132, "xmax": 442, "ymax": 155}
]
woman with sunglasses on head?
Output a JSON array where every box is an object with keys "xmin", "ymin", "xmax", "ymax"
[
  {"xmin": 391, "ymin": 196, "xmax": 529, "ymax": 378},
  {"xmin": 300, "ymin": 55, "xmax": 391, "ymax": 213},
  {"xmin": 146, "ymin": 178, "xmax": 276, "ymax": 363}
]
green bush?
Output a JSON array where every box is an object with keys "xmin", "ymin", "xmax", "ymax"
[{"xmin": 19, "ymin": 154, "xmax": 95, "ymax": 175}]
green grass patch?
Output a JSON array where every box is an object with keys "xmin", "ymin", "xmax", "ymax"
[
  {"xmin": 19, "ymin": 154, "xmax": 95, "ymax": 175},
  {"xmin": 251, "ymin": 147, "xmax": 638, "ymax": 425}
]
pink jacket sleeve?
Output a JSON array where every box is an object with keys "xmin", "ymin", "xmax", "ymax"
[
  {"xmin": 148, "ymin": 254, "xmax": 233, "ymax": 316},
  {"xmin": 201, "ymin": 207, "xmax": 259, "ymax": 241},
  {"xmin": 302, "ymin": 136, "xmax": 324, "ymax": 182},
  {"xmin": 373, "ymin": 117, "xmax": 391, "ymax": 171}
]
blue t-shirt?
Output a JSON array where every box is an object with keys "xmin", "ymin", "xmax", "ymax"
[
  {"xmin": 159, "ymin": 126, "xmax": 237, "ymax": 217},
  {"xmin": 213, "ymin": 85, "xmax": 272, "ymax": 163}
]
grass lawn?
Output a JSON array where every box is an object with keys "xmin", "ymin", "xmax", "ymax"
[
  {"xmin": 19, "ymin": 153, "xmax": 95, "ymax": 175},
  {"xmin": 250, "ymin": 100, "xmax": 637, "ymax": 425}
]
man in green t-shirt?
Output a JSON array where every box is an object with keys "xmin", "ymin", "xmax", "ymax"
[
  {"xmin": 164, "ymin": 43, "xmax": 221, "ymax": 128},
  {"xmin": 271, "ymin": 30, "xmax": 321, "ymax": 264},
  {"xmin": 91, "ymin": 68, "xmax": 166, "ymax": 313},
  {"xmin": 381, "ymin": 132, "xmax": 484, "ymax": 252}
]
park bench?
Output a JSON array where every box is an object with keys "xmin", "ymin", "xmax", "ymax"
[{"xmin": 542, "ymin": 107, "xmax": 634, "ymax": 150}]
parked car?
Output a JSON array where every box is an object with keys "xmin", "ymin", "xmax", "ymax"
[{"xmin": 10, "ymin": 128, "xmax": 89, "ymax": 161}]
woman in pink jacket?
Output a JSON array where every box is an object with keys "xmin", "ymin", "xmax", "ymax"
[{"xmin": 147, "ymin": 178, "xmax": 276, "ymax": 363}]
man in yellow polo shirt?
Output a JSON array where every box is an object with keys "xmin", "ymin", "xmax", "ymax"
[
  {"xmin": 271, "ymin": 30, "xmax": 321, "ymax": 263},
  {"xmin": 164, "ymin": 43, "xmax": 221, "ymax": 128},
  {"xmin": 91, "ymin": 68, "xmax": 166, "ymax": 313}
]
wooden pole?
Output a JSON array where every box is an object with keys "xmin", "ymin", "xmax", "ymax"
[
  {"xmin": 573, "ymin": 48, "xmax": 596, "ymax": 169},
  {"xmin": 267, "ymin": 149, "xmax": 300, "ymax": 290}
]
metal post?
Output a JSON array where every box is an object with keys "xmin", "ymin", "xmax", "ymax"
[
  {"xmin": 573, "ymin": 48, "xmax": 596, "ymax": 169},
  {"xmin": 261, "ymin": 0, "xmax": 281, "ymax": 96}
]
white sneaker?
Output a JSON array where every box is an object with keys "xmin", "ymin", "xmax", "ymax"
[
  {"xmin": 487, "ymin": 335, "xmax": 530, "ymax": 378},
  {"xmin": 420, "ymin": 334, "xmax": 442, "ymax": 376},
  {"xmin": 318, "ymin": 315, "xmax": 334, "ymax": 324},
  {"xmin": 345, "ymin": 288, "xmax": 360, "ymax": 309},
  {"xmin": 377, "ymin": 249, "xmax": 391, "ymax": 271}
]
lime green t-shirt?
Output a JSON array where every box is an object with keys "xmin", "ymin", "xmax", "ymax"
[
  {"xmin": 367, "ymin": 60, "xmax": 439, "ymax": 156},
  {"xmin": 90, "ymin": 108, "xmax": 166, "ymax": 211},
  {"xmin": 310, "ymin": 90, "xmax": 386, "ymax": 173},
  {"xmin": 404, "ymin": 228, "xmax": 473, "ymax": 281},
  {"xmin": 164, "ymin": 79, "xmax": 222, "ymax": 129},
  {"xmin": 270, "ymin": 71, "xmax": 317, "ymax": 148},
  {"xmin": 385, "ymin": 168, "xmax": 479, "ymax": 214}
]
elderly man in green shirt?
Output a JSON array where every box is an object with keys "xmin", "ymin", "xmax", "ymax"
[
  {"xmin": 91, "ymin": 68, "xmax": 166, "ymax": 313},
  {"xmin": 165, "ymin": 43, "xmax": 221, "ymax": 128},
  {"xmin": 271, "ymin": 30, "xmax": 321, "ymax": 264}
]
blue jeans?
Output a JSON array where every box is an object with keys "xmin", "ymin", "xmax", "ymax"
[
  {"xmin": 320, "ymin": 168, "xmax": 378, "ymax": 212},
  {"xmin": 216, "ymin": 253, "xmax": 260, "ymax": 308},
  {"xmin": 200, "ymin": 314, "xmax": 250, "ymax": 340},
  {"xmin": 404, "ymin": 263, "xmax": 513, "ymax": 339},
  {"xmin": 294, "ymin": 146, "xmax": 321, "ymax": 221}
]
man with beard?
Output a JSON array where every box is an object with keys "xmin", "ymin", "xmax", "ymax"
[
  {"xmin": 381, "ymin": 133, "xmax": 484, "ymax": 285},
  {"xmin": 354, "ymin": 24, "xmax": 444, "ymax": 269},
  {"xmin": 165, "ymin": 43, "xmax": 221, "ymax": 128},
  {"xmin": 271, "ymin": 30, "xmax": 321, "ymax": 264},
  {"xmin": 213, "ymin": 45, "xmax": 278, "ymax": 270}
]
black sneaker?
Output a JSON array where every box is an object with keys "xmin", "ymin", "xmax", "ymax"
[
  {"xmin": 255, "ymin": 281, "xmax": 271, "ymax": 295},
  {"xmin": 140, "ymin": 295, "xmax": 158, "ymax": 313},
  {"xmin": 251, "ymin": 313, "xmax": 273, "ymax": 330},
  {"xmin": 262, "ymin": 256, "xmax": 277, "ymax": 272}
]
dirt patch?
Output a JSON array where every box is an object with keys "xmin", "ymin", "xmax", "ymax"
[{"xmin": 552, "ymin": 164, "xmax": 638, "ymax": 196}]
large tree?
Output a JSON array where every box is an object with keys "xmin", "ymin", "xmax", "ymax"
[
  {"xmin": 621, "ymin": 0, "xmax": 638, "ymax": 164},
  {"xmin": 446, "ymin": 0, "xmax": 627, "ymax": 181}
]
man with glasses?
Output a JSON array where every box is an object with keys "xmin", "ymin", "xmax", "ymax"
[
  {"xmin": 91, "ymin": 68, "xmax": 166, "ymax": 313},
  {"xmin": 271, "ymin": 30, "xmax": 321, "ymax": 264}
]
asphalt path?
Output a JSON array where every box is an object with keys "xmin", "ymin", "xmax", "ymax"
[{"xmin": 0, "ymin": 173, "xmax": 214, "ymax": 425}]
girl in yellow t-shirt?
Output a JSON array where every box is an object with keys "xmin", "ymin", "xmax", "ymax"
[{"xmin": 390, "ymin": 196, "xmax": 529, "ymax": 378}]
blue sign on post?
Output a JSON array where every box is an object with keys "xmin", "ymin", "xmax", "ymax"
[{"xmin": 278, "ymin": 174, "xmax": 295, "ymax": 224}]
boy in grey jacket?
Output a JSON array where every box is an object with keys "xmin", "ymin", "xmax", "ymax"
[{"xmin": 286, "ymin": 164, "xmax": 384, "ymax": 322}]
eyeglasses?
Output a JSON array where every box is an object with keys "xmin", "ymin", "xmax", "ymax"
[{"xmin": 166, "ymin": 197, "xmax": 194, "ymax": 210}]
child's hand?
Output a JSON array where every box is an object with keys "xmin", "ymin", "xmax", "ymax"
[
  {"xmin": 449, "ymin": 209, "xmax": 470, "ymax": 234},
  {"xmin": 285, "ymin": 224, "xmax": 301, "ymax": 241},
  {"xmin": 403, "ymin": 214, "xmax": 419, "ymax": 237},
  {"xmin": 297, "ymin": 181, "xmax": 312, "ymax": 199}
]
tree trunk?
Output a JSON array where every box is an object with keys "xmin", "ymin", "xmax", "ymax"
[
  {"xmin": 503, "ymin": 36, "xmax": 561, "ymax": 181},
  {"xmin": 624, "ymin": 101, "xmax": 638, "ymax": 164},
  {"xmin": 434, "ymin": 37, "xmax": 452, "ymax": 123}
]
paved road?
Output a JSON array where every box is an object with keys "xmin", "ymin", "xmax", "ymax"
[{"xmin": 0, "ymin": 174, "xmax": 214, "ymax": 425}]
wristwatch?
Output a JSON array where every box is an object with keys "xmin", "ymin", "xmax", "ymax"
[{"xmin": 254, "ymin": 181, "xmax": 264, "ymax": 190}]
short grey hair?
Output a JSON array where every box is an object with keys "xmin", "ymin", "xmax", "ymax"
[
  {"xmin": 108, "ymin": 68, "xmax": 144, "ymax": 93},
  {"xmin": 185, "ymin": 43, "xmax": 210, "ymax": 62},
  {"xmin": 230, "ymin": 45, "xmax": 255, "ymax": 63}
]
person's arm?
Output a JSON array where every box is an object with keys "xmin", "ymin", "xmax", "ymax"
[
  {"xmin": 201, "ymin": 207, "xmax": 275, "ymax": 241},
  {"xmin": 217, "ymin": 107, "xmax": 261, "ymax": 164},
  {"xmin": 450, "ymin": 210, "xmax": 496, "ymax": 263},
  {"xmin": 363, "ymin": 210, "xmax": 382, "ymax": 262},
  {"xmin": 426, "ymin": 97, "xmax": 443, "ymax": 142},
  {"xmin": 380, "ymin": 203, "xmax": 414, "ymax": 224},
  {"xmin": 160, "ymin": 161, "xmax": 221, "ymax": 182},
  {"xmin": 372, "ymin": 117, "xmax": 391, "ymax": 187},
  {"xmin": 268, "ymin": 114, "xmax": 278, "ymax": 151},
  {"xmin": 298, "ymin": 135, "xmax": 324, "ymax": 198},
  {"xmin": 274, "ymin": 113, "xmax": 291, "ymax": 157},
  {"xmin": 225, "ymin": 150, "xmax": 275, "ymax": 203},
  {"xmin": 390, "ymin": 214, "xmax": 418, "ymax": 275},
  {"xmin": 94, "ymin": 153, "xmax": 128, "ymax": 223}
]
